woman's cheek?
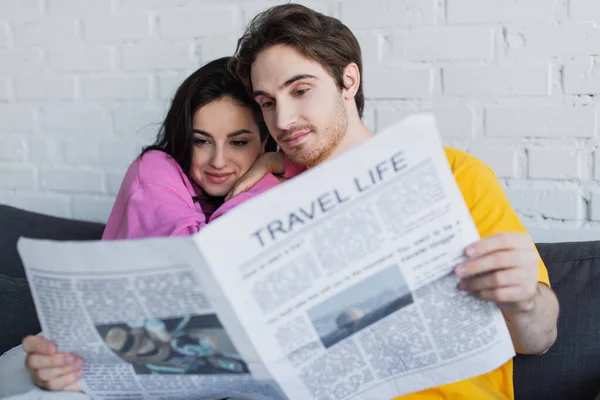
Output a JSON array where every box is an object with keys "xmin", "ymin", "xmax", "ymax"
[
  {"xmin": 240, "ymin": 146, "xmax": 263, "ymax": 175},
  {"xmin": 193, "ymin": 144, "xmax": 209, "ymax": 159}
]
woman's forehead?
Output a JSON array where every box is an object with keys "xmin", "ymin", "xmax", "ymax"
[{"xmin": 193, "ymin": 98, "xmax": 258, "ymax": 135}]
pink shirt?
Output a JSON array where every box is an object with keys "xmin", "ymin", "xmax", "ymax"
[{"xmin": 102, "ymin": 150, "xmax": 303, "ymax": 240}]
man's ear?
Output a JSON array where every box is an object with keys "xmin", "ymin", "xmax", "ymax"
[{"xmin": 342, "ymin": 62, "xmax": 360, "ymax": 100}]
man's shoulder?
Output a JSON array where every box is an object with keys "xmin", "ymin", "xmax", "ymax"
[
  {"xmin": 443, "ymin": 146, "xmax": 490, "ymax": 177},
  {"xmin": 443, "ymin": 146, "xmax": 504, "ymax": 206},
  {"xmin": 443, "ymin": 146, "xmax": 501, "ymax": 190},
  {"xmin": 443, "ymin": 146, "xmax": 527, "ymax": 240}
]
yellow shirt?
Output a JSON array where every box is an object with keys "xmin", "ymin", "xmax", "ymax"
[{"xmin": 393, "ymin": 147, "xmax": 550, "ymax": 400}]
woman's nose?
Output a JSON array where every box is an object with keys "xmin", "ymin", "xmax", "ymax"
[{"xmin": 209, "ymin": 146, "xmax": 227, "ymax": 169}]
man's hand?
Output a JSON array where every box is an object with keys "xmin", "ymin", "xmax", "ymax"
[
  {"xmin": 225, "ymin": 152, "xmax": 286, "ymax": 201},
  {"xmin": 454, "ymin": 232, "xmax": 539, "ymax": 312},
  {"xmin": 22, "ymin": 336, "xmax": 83, "ymax": 392},
  {"xmin": 454, "ymin": 232, "xmax": 558, "ymax": 354}
]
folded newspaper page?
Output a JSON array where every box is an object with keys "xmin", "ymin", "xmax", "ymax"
[{"xmin": 18, "ymin": 114, "xmax": 516, "ymax": 400}]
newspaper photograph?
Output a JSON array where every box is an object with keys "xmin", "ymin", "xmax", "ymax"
[{"xmin": 18, "ymin": 114, "xmax": 516, "ymax": 400}]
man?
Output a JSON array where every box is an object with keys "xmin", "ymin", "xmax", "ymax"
[
  {"xmin": 231, "ymin": 4, "xmax": 558, "ymax": 399},
  {"xmin": 23, "ymin": 4, "xmax": 558, "ymax": 399}
]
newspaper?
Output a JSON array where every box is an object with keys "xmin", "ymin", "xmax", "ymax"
[{"xmin": 17, "ymin": 114, "xmax": 515, "ymax": 400}]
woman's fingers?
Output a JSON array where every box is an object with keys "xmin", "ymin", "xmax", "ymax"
[
  {"xmin": 225, "ymin": 180, "xmax": 251, "ymax": 201},
  {"xmin": 35, "ymin": 368, "xmax": 83, "ymax": 392},
  {"xmin": 22, "ymin": 336, "xmax": 56, "ymax": 355},
  {"xmin": 36, "ymin": 358, "xmax": 83, "ymax": 382},
  {"xmin": 26, "ymin": 352, "xmax": 79, "ymax": 370},
  {"xmin": 225, "ymin": 152, "xmax": 284, "ymax": 201},
  {"xmin": 22, "ymin": 335, "xmax": 83, "ymax": 392}
]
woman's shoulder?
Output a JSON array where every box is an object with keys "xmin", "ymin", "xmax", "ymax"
[
  {"xmin": 115, "ymin": 149, "xmax": 195, "ymax": 200},
  {"xmin": 135, "ymin": 150, "xmax": 187, "ymax": 184}
]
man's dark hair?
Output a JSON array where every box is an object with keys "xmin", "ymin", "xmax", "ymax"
[{"xmin": 232, "ymin": 3, "xmax": 365, "ymax": 118}]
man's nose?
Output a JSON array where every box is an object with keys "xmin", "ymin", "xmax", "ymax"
[{"xmin": 275, "ymin": 101, "xmax": 296, "ymax": 132}]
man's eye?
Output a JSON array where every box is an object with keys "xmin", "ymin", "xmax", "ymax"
[
  {"xmin": 261, "ymin": 101, "xmax": 273, "ymax": 109},
  {"xmin": 294, "ymin": 88, "xmax": 309, "ymax": 96}
]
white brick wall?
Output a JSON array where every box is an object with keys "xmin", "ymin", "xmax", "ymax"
[
  {"xmin": 0, "ymin": 0, "xmax": 599, "ymax": 242},
  {"xmin": 158, "ymin": 6, "xmax": 242, "ymax": 38},
  {"xmin": 570, "ymin": 0, "xmax": 600, "ymax": 19},
  {"xmin": 0, "ymin": 105, "xmax": 35, "ymax": 132},
  {"xmin": 447, "ymin": 0, "xmax": 556, "ymax": 23},
  {"xmin": 528, "ymin": 149, "xmax": 583, "ymax": 180},
  {"xmin": 46, "ymin": 0, "xmax": 111, "ymax": 15},
  {"xmin": 14, "ymin": 18, "xmax": 79, "ymax": 47},
  {"xmin": 47, "ymin": 47, "xmax": 113, "ymax": 72},
  {"xmin": 564, "ymin": 61, "xmax": 600, "ymax": 95},
  {"xmin": 0, "ymin": 23, "xmax": 8, "ymax": 47},
  {"xmin": 121, "ymin": 44, "xmax": 196, "ymax": 70},
  {"xmin": 443, "ymin": 66, "xmax": 551, "ymax": 97},
  {"xmin": 82, "ymin": 75, "xmax": 150, "ymax": 100},
  {"xmin": 83, "ymin": 15, "xmax": 150, "ymax": 43},
  {"xmin": 394, "ymin": 27, "xmax": 494, "ymax": 62},
  {"xmin": 486, "ymin": 106, "xmax": 597, "ymax": 138},
  {"xmin": 15, "ymin": 76, "xmax": 76, "ymax": 100}
]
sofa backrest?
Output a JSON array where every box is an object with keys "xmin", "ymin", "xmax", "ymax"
[
  {"xmin": 0, "ymin": 205, "xmax": 105, "ymax": 279},
  {"xmin": 514, "ymin": 241, "xmax": 600, "ymax": 400}
]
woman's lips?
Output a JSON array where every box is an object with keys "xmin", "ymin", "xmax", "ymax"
[
  {"xmin": 284, "ymin": 131, "xmax": 310, "ymax": 146},
  {"xmin": 205, "ymin": 172, "xmax": 233, "ymax": 184}
]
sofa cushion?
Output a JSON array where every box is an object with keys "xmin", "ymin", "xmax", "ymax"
[
  {"xmin": 0, "ymin": 205, "xmax": 105, "ymax": 279},
  {"xmin": 0, "ymin": 275, "xmax": 40, "ymax": 355},
  {"xmin": 0, "ymin": 205, "xmax": 105, "ymax": 355},
  {"xmin": 514, "ymin": 241, "xmax": 600, "ymax": 400}
]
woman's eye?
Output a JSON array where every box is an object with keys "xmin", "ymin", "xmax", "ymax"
[
  {"xmin": 231, "ymin": 140, "xmax": 249, "ymax": 147},
  {"xmin": 193, "ymin": 138, "xmax": 209, "ymax": 146}
]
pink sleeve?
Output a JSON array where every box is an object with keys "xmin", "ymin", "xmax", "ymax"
[
  {"xmin": 110, "ymin": 183, "xmax": 207, "ymax": 239},
  {"xmin": 209, "ymin": 173, "xmax": 281, "ymax": 222},
  {"xmin": 283, "ymin": 155, "xmax": 305, "ymax": 179}
]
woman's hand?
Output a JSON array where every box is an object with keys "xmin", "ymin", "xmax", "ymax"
[
  {"xmin": 22, "ymin": 335, "xmax": 83, "ymax": 392},
  {"xmin": 225, "ymin": 152, "xmax": 286, "ymax": 201}
]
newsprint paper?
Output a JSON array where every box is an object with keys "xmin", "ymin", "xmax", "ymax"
[{"xmin": 17, "ymin": 114, "xmax": 515, "ymax": 400}]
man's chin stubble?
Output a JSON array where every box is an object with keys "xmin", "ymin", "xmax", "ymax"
[{"xmin": 291, "ymin": 147, "xmax": 331, "ymax": 169}]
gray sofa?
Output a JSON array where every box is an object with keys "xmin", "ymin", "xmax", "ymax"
[{"xmin": 1, "ymin": 204, "xmax": 599, "ymax": 399}]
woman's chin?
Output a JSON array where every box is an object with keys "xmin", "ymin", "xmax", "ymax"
[{"xmin": 202, "ymin": 185, "xmax": 232, "ymax": 198}]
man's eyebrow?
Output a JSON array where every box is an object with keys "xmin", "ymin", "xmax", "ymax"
[
  {"xmin": 193, "ymin": 129, "xmax": 253, "ymax": 138},
  {"xmin": 253, "ymin": 74, "xmax": 317, "ymax": 98}
]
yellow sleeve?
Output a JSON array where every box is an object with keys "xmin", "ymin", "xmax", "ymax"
[{"xmin": 447, "ymin": 148, "xmax": 550, "ymax": 286}]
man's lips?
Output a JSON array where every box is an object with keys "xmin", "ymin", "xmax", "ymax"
[
  {"xmin": 282, "ymin": 131, "xmax": 310, "ymax": 146},
  {"xmin": 205, "ymin": 172, "xmax": 233, "ymax": 184}
]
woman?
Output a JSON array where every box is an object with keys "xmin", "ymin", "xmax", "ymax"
[
  {"xmin": 18, "ymin": 56, "xmax": 300, "ymax": 394},
  {"xmin": 103, "ymin": 56, "xmax": 284, "ymax": 240}
]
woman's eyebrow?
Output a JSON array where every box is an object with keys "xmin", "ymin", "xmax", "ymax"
[
  {"xmin": 193, "ymin": 129, "xmax": 212, "ymax": 137},
  {"xmin": 193, "ymin": 129, "xmax": 253, "ymax": 138},
  {"xmin": 227, "ymin": 129, "xmax": 254, "ymax": 137}
]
